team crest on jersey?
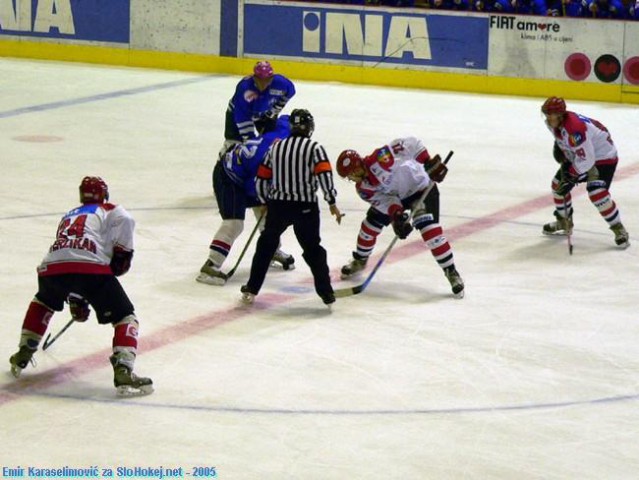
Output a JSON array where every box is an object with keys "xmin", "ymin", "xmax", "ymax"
[
  {"xmin": 244, "ymin": 90, "xmax": 258, "ymax": 103},
  {"xmin": 568, "ymin": 132, "xmax": 583, "ymax": 147},
  {"xmin": 376, "ymin": 147, "xmax": 394, "ymax": 165}
]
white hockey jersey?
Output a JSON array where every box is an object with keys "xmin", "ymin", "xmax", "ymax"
[
  {"xmin": 355, "ymin": 137, "xmax": 432, "ymax": 216},
  {"xmin": 546, "ymin": 112, "xmax": 618, "ymax": 176},
  {"xmin": 37, "ymin": 203, "xmax": 135, "ymax": 276}
]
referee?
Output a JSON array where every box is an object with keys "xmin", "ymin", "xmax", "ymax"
[{"xmin": 241, "ymin": 108, "xmax": 343, "ymax": 306}]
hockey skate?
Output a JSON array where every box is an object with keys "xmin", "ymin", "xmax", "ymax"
[
  {"xmin": 240, "ymin": 285, "xmax": 256, "ymax": 305},
  {"xmin": 444, "ymin": 266, "xmax": 465, "ymax": 299},
  {"xmin": 611, "ymin": 223, "xmax": 630, "ymax": 249},
  {"xmin": 271, "ymin": 250, "xmax": 295, "ymax": 270},
  {"xmin": 543, "ymin": 212, "xmax": 573, "ymax": 236},
  {"xmin": 9, "ymin": 345, "xmax": 37, "ymax": 378},
  {"xmin": 109, "ymin": 354, "xmax": 153, "ymax": 397},
  {"xmin": 196, "ymin": 259, "xmax": 228, "ymax": 286},
  {"xmin": 340, "ymin": 253, "xmax": 368, "ymax": 280},
  {"xmin": 320, "ymin": 292, "xmax": 336, "ymax": 308}
]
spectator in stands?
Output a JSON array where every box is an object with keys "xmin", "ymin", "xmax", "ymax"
[
  {"xmin": 552, "ymin": 0, "xmax": 587, "ymax": 16},
  {"xmin": 626, "ymin": 0, "xmax": 639, "ymax": 18},
  {"xmin": 585, "ymin": 0, "xmax": 626, "ymax": 16},
  {"xmin": 426, "ymin": 0, "xmax": 470, "ymax": 10},
  {"xmin": 494, "ymin": 0, "xmax": 548, "ymax": 14},
  {"xmin": 286, "ymin": 0, "xmax": 639, "ymax": 16}
]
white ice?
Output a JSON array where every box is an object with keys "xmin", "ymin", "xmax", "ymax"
[{"xmin": 1, "ymin": 58, "xmax": 638, "ymax": 479}]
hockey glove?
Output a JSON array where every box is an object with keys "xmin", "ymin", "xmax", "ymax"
[
  {"xmin": 555, "ymin": 179, "xmax": 575, "ymax": 197},
  {"xmin": 424, "ymin": 154, "xmax": 448, "ymax": 183},
  {"xmin": 68, "ymin": 293, "xmax": 90, "ymax": 322},
  {"xmin": 553, "ymin": 142, "xmax": 567, "ymax": 164},
  {"xmin": 556, "ymin": 163, "xmax": 581, "ymax": 196},
  {"xmin": 255, "ymin": 114, "xmax": 277, "ymax": 135},
  {"xmin": 391, "ymin": 211, "xmax": 413, "ymax": 240},
  {"xmin": 110, "ymin": 246, "xmax": 133, "ymax": 277},
  {"xmin": 556, "ymin": 174, "xmax": 580, "ymax": 196}
]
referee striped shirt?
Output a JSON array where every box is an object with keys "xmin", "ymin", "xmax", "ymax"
[{"xmin": 256, "ymin": 135, "xmax": 337, "ymax": 205}]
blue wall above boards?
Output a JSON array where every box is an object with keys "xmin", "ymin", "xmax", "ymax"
[{"xmin": 0, "ymin": 0, "xmax": 130, "ymax": 43}]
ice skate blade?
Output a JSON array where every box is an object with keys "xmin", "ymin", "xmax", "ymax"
[
  {"xmin": 10, "ymin": 365, "xmax": 22, "ymax": 378},
  {"xmin": 116, "ymin": 384, "xmax": 154, "ymax": 397},
  {"xmin": 195, "ymin": 273, "xmax": 226, "ymax": 286},
  {"xmin": 270, "ymin": 261, "xmax": 296, "ymax": 271},
  {"xmin": 453, "ymin": 289, "xmax": 465, "ymax": 299}
]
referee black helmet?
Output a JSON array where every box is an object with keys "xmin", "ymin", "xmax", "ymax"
[{"xmin": 289, "ymin": 109, "xmax": 315, "ymax": 138}]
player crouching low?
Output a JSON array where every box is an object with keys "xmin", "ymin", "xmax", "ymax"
[
  {"xmin": 336, "ymin": 137, "xmax": 464, "ymax": 298},
  {"xmin": 9, "ymin": 176, "xmax": 153, "ymax": 396},
  {"xmin": 540, "ymin": 96, "xmax": 629, "ymax": 248}
]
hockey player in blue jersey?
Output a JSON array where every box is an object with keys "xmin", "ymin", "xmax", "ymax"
[
  {"xmin": 198, "ymin": 116, "xmax": 295, "ymax": 285},
  {"xmin": 223, "ymin": 61, "xmax": 296, "ymax": 148}
]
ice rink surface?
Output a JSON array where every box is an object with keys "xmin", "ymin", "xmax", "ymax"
[{"xmin": 1, "ymin": 58, "xmax": 638, "ymax": 479}]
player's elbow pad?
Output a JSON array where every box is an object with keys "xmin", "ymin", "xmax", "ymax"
[{"xmin": 110, "ymin": 248, "xmax": 133, "ymax": 276}]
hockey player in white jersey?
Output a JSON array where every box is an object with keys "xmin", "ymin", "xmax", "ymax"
[
  {"xmin": 541, "ymin": 97, "xmax": 629, "ymax": 248},
  {"xmin": 336, "ymin": 137, "xmax": 464, "ymax": 298},
  {"xmin": 9, "ymin": 177, "xmax": 153, "ymax": 396}
]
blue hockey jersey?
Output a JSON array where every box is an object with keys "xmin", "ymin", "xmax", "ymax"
[
  {"xmin": 227, "ymin": 75, "xmax": 295, "ymax": 140},
  {"xmin": 222, "ymin": 115, "xmax": 291, "ymax": 199}
]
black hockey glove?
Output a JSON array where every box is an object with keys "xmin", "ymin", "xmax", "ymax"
[
  {"xmin": 110, "ymin": 247, "xmax": 133, "ymax": 276},
  {"xmin": 555, "ymin": 179, "xmax": 576, "ymax": 197},
  {"xmin": 424, "ymin": 154, "xmax": 448, "ymax": 183},
  {"xmin": 391, "ymin": 210, "xmax": 413, "ymax": 240},
  {"xmin": 68, "ymin": 293, "xmax": 90, "ymax": 322},
  {"xmin": 553, "ymin": 142, "xmax": 567, "ymax": 164},
  {"xmin": 556, "ymin": 164, "xmax": 579, "ymax": 196},
  {"xmin": 254, "ymin": 114, "xmax": 277, "ymax": 135}
]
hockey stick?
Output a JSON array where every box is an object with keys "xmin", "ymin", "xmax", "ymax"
[
  {"xmin": 223, "ymin": 212, "xmax": 265, "ymax": 280},
  {"xmin": 42, "ymin": 319, "xmax": 75, "ymax": 351},
  {"xmin": 563, "ymin": 196, "xmax": 573, "ymax": 255},
  {"xmin": 334, "ymin": 150, "xmax": 454, "ymax": 298}
]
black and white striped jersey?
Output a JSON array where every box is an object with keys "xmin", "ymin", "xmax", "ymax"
[{"xmin": 256, "ymin": 135, "xmax": 337, "ymax": 205}]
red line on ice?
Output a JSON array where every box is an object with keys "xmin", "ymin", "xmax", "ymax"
[{"xmin": 2, "ymin": 163, "xmax": 637, "ymax": 406}]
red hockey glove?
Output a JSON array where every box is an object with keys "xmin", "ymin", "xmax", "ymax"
[
  {"xmin": 391, "ymin": 210, "xmax": 413, "ymax": 240},
  {"xmin": 68, "ymin": 293, "xmax": 90, "ymax": 322},
  {"xmin": 425, "ymin": 154, "xmax": 448, "ymax": 183}
]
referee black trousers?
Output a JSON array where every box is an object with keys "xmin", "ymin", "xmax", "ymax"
[{"xmin": 246, "ymin": 200, "xmax": 333, "ymax": 298}]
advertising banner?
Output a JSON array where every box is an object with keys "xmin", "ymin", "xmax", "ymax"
[
  {"xmin": 243, "ymin": 1, "xmax": 488, "ymax": 72},
  {"xmin": 0, "ymin": 0, "xmax": 130, "ymax": 43},
  {"xmin": 488, "ymin": 14, "xmax": 638, "ymax": 86}
]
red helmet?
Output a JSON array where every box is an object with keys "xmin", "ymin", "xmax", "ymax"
[
  {"xmin": 79, "ymin": 176, "xmax": 109, "ymax": 204},
  {"xmin": 541, "ymin": 96, "xmax": 566, "ymax": 115},
  {"xmin": 336, "ymin": 150, "xmax": 364, "ymax": 178},
  {"xmin": 253, "ymin": 61, "xmax": 274, "ymax": 79}
]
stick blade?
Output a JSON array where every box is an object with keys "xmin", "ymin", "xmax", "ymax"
[
  {"xmin": 334, "ymin": 284, "xmax": 365, "ymax": 298},
  {"xmin": 334, "ymin": 288, "xmax": 355, "ymax": 298}
]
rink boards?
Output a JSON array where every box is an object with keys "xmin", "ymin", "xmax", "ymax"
[{"xmin": 0, "ymin": 0, "xmax": 638, "ymax": 103}]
